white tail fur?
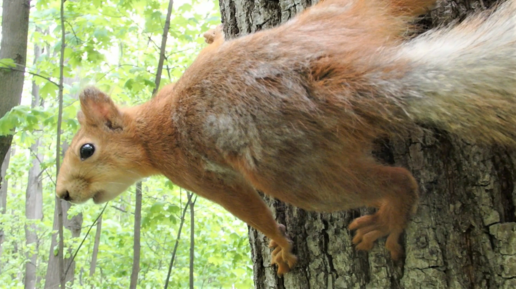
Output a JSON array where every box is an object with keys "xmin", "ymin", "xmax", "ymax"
[{"xmin": 392, "ymin": 0, "xmax": 516, "ymax": 144}]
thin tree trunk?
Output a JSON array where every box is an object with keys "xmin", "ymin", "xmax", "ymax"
[
  {"xmin": 152, "ymin": 0, "xmax": 174, "ymax": 95},
  {"xmin": 89, "ymin": 215, "xmax": 102, "ymax": 277},
  {"xmin": 0, "ymin": 0, "xmax": 30, "ymax": 169},
  {"xmin": 0, "ymin": 149, "xmax": 11, "ymax": 264},
  {"xmin": 130, "ymin": 182, "xmax": 143, "ymax": 289},
  {"xmin": 45, "ymin": 198, "xmax": 84, "ymax": 288},
  {"xmin": 45, "ymin": 141, "xmax": 84, "ymax": 288},
  {"xmin": 45, "ymin": 1, "xmax": 84, "ymax": 283},
  {"xmin": 44, "ymin": 200, "xmax": 65, "ymax": 289},
  {"xmin": 220, "ymin": 0, "xmax": 516, "ymax": 288},
  {"xmin": 189, "ymin": 197, "xmax": 196, "ymax": 289},
  {"xmin": 46, "ymin": 1, "xmax": 69, "ymax": 288},
  {"xmin": 24, "ymin": 45, "xmax": 44, "ymax": 289},
  {"xmin": 164, "ymin": 192, "xmax": 194, "ymax": 289},
  {"xmin": 59, "ymin": 78, "xmax": 84, "ymax": 289},
  {"xmin": 63, "ymin": 200, "xmax": 83, "ymax": 283}
]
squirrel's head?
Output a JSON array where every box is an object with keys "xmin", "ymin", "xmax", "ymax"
[{"xmin": 56, "ymin": 87, "xmax": 154, "ymax": 204}]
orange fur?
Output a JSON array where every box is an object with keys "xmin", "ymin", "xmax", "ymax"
[{"xmin": 56, "ymin": 0, "xmax": 516, "ymax": 275}]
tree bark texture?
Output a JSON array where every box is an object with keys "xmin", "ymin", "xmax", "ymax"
[
  {"xmin": 0, "ymin": 0, "xmax": 30, "ymax": 171},
  {"xmin": 219, "ymin": 0, "xmax": 516, "ymax": 288}
]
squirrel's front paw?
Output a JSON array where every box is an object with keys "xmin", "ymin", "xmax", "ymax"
[{"xmin": 268, "ymin": 225, "xmax": 298, "ymax": 275}]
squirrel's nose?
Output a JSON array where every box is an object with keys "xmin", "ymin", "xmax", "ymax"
[{"xmin": 57, "ymin": 190, "xmax": 72, "ymax": 201}]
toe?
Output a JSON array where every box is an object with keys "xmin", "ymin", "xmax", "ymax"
[{"xmin": 349, "ymin": 214, "xmax": 377, "ymax": 231}]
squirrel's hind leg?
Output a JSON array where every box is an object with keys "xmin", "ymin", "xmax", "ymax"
[
  {"xmin": 230, "ymin": 151, "xmax": 419, "ymax": 259},
  {"xmin": 348, "ymin": 165, "xmax": 419, "ymax": 260}
]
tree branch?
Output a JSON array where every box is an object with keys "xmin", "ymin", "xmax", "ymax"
[
  {"xmin": 56, "ymin": 0, "xmax": 67, "ymax": 287},
  {"xmin": 152, "ymin": 0, "xmax": 174, "ymax": 95},
  {"xmin": 110, "ymin": 205, "xmax": 133, "ymax": 214},
  {"xmin": 64, "ymin": 203, "xmax": 108, "ymax": 278},
  {"xmin": 0, "ymin": 66, "xmax": 59, "ymax": 87},
  {"xmin": 189, "ymin": 193, "xmax": 197, "ymax": 289},
  {"xmin": 164, "ymin": 190, "xmax": 193, "ymax": 289},
  {"xmin": 130, "ymin": 182, "xmax": 142, "ymax": 289}
]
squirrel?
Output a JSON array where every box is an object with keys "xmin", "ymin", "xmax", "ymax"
[{"xmin": 56, "ymin": 0, "xmax": 516, "ymax": 275}]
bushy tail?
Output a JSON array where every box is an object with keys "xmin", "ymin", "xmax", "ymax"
[{"xmin": 393, "ymin": 0, "xmax": 516, "ymax": 145}]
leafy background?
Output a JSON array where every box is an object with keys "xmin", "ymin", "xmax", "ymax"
[{"xmin": 0, "ymin": 0, "xmax": 253, "ymax": 288}]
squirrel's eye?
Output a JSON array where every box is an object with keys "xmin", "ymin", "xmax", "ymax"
[{"xmin": 80, "ymin": 143, "xmax": 95, "ymax": 160}]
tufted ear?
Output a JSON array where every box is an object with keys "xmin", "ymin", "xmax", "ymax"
[{"xmin": 78, "ymin": 87, "xmax": 124, "ymax": 131}]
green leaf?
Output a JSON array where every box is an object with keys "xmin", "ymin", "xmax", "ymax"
[
  {"xmin": 40, "ymin": 81, "xmax": 57, "ymax": 97},
  {"xmin": 124, "ymin": 79, "xmax": 134, "ymax": 90},
  {"xmin": 166, "ymin": 204, "xmax": 180, "ymax": 215},
  {"xmin": 0, "ymin": 58, "xmax": 16, "ymax": 68},
  {"xmin": 150, "ymin": 202, "xmax": 164, "ymax": 214},
  {"xmin": 0, "ymin": 109, "xmax": 18, "ymax": 135},
  {"xmin": 143, "ymin": 79, "xmax": 156, "ymax": 89},
  {"xmin": 94, "ymin": 27, "xmax": 109, "ymax": 41},
  {"xmin": 165, "ymin": 180, "xmax": 174, "ymax": 189}
]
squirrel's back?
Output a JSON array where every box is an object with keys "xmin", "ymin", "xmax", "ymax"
[{"xmin": 176, "ymin": 0, "xmax": 516, "ymax": 148}]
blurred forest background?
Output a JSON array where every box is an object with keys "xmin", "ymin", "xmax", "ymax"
[{"xmin": 0, "ymin": 0, "xmax": 253, "ymax": 288}]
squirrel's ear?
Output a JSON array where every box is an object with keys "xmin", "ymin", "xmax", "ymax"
[
  {"xmin": 77, "ymin": 110, "xmax": 86, "ymax": 125},
  {"xmin": 79, "ymin": 87, "xmax": 124, "ymax": 131}
]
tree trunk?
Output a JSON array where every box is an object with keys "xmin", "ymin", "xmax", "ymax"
[
  {"xmin": 130, "ymin": 181, "xmax": 143, "ymax": 289},
  {"xmin": 0, "ymin": 0, "xmax": 30, "ymax": 172},
  {"xmin": 45, "ymin": 143, "xmax": 84, "ymax": 289},
  {"xmin": 220, "ymin": 0, "xmax": 516, "ymax": 288},
  {"xmin": 89, "ymin": 215, "xmax": 102, "ymax": 277},
  {"xmin": 189, "ymin": 198, "xmax": 195, "ymax": 289},
  {"xmin": 24, "ymin": 43, "xmax": 44, "ymax": 289},
  {"xmin": 0, "ymin": 149, "xmax": 11, "ymax": 263},
  {"xmin": 24, "ymin": 145, "xmax": 43, "ymax": 289},
  {"xmin": 44, "ymin": 201, "xmax": 64, "ymax": 289},
  {"xmin": 44, "ymin": 199, "xmax": 84, "ymax": 288}
]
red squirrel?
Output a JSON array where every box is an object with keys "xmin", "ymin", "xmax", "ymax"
[{"xmin": 56, "ymin": 0, "xmax": 516, "ymax": 275}]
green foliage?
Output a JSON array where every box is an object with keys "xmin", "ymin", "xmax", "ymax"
[
  {"xmin": 0, "ymin": 58, "xmax": 16, "ymax": 68},
  {"xmin": 0, "ymin": 0, "xmax": 254, "ymax": 288}
]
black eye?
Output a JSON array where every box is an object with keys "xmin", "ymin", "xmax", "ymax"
[{"xmin": 80, "ymin": 143, "xmax": 95, "ymax": 160}]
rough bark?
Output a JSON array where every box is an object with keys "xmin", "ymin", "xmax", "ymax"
[
  {"xmin": 220, "ymin": 0, "xmax": 516, "ymax": 288},
  {"xmin": 0, "ymin": 0, "xmax": 30, "ymax": 172},
  {"xmin": 25, "ymin": 51, "xmax": 44, "ymax": 289}
]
